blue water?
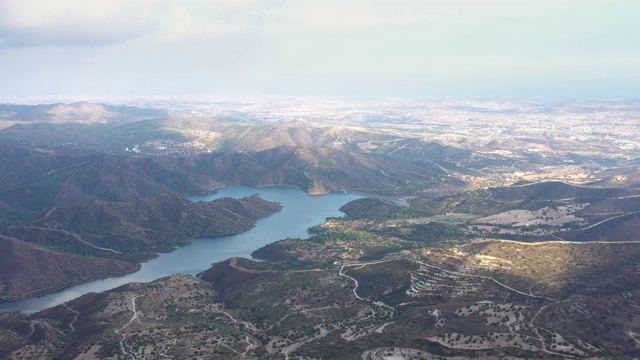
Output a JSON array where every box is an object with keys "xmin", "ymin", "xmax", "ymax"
[{"xmin": 0, "ymin": 187, "xmax": 363, "ymax": 314}]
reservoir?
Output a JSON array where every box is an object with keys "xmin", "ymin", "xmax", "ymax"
[{"xmin": 0, "ymin": 187, "xmax": 363, "ymax": 314}]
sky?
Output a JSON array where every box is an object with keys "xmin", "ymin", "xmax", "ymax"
[{"xmin": 0, "ymin": 0, "xmax": 638, "ymax": 99}]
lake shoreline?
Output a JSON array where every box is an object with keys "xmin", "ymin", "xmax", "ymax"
[
  {"xmin": 0, "ymin": 263, "xmax": 142, "ymax": 306},
  {"xmin": 0, "ymin": 186, "xmax": 365, "ymax": 314}
]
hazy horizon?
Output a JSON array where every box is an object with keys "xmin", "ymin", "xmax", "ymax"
[{"xmin": 1, "ymin": 0, "xmax": 639, "ymax": 99}]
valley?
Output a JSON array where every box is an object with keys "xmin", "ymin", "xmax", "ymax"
[{"xmin": 0, "ymin": 97, "xmax": 639, "ymax": 359}]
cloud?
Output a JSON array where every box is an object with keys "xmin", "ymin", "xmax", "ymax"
[
  {"xmin": 155, "ymin": 1, "xmax": 265, "ymax": 42},
  {"xmin": 2, "ymin": 0, "xmax": 638, "ymax": 49},
  {"xmin": 0, "ymin": 0, "xmax": 156, "ymax": 48},
  {"xmin": 0, "ymin": 0, "xmax": 638, "ymax": 98},
  {"xmin": 0, "ymin": 0, "xmax": 275, "ymax": 47},
  {"xmin": 283, "ymin": 0, "xmax": 462, "ymax": 32},
  {"xmin": 0, "ymin": 0, "xmax": 480, "ymax": 48}
]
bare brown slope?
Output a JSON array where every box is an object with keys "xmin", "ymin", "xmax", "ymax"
[
  {"xmin": 559, "ymin": 211, "xmax": 640, "ymax": 242},
  {"xmin": 489, "ymin": 181, "xmax": 639, "ymax": 202},
  {"xmin": 206, "ymin": 119, "xmax": 397, "ymax": 152},
  {"xmin": 0, "ymin": 194, "xmax": 280, "ymax": 302},
  {"xmin": 168, "ymin": 145, "xmax": 463, "ymax": 196},
  {"xmin": 0, "ymin": 102, "xmax": 166, "ymax": 127},
  {"xmin": 0, "ymin": 235, "xmax": 137, "ymax": 302},
  {"xmin": 0, "ymin": 145, "xmax": 221, "ymax": 214},
  {"xmin": 0, "ymin": 143, "xmax": 461, "ymax": 216}
]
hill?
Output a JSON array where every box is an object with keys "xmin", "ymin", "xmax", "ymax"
[
  {"xmin": 0, "ymin": 235, "xmax": 136, "ymax": 302},
  {"xmin": 339, "ymin": 198, "xmax": 404, "ymax": 219},
  {"xmin": 589, "ymin": 165, "xmax": 640, "ymax": 188},
  {"xmin": 0, "ymin": 194, "xmax": 281, "ymax": 301},
  {"xmin": 3, "ymin": 239, "xmax": 640, "ymax": 358},
  {"xmin": 489, "ymin": 181, "xmax": 638, "ymax": 202},
  {"xmin": 0, "ymin": 144, "xmax": 461, "ymax": 219},
  {"xmin": 29, "ymin": 194, "xmax": 282, "ymax": 253},
  {"xmin": 559, "ymin": 211, "xmax": 640, "ymax": 242},
  {"xmin": 0, "ymin": 102, "xmax": 166, "ymax": 129},
  {"xmin": 178, "ymin": 146, "xmax": 463, "ymax": 196},
  {"xmin": 0, "ymin": 114, "xmax": 500, "ymax": 185},
  {"xmin": 0, "ymin": 145, "xmax": 223, "ymax": 215}
]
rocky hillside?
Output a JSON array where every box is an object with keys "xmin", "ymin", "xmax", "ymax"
[
  {"xmin": 0, "ymin": 143, "xmax": 461, "ymax": 220},
  {"xmin": 173, "ymin": 145, "xmax": 463, "ymax": 196},
  {"xmin": 0, "ymin": 235, "xmax": 137, "ymax": 302},
  {"xmin": 0, "ymin": 145, "xmax": 222, "ymax": 216},
  {"xmin": 4, "ymin": 238, "xmax": 640, "ymax": 359},
  {"xmin": 0, "ymin": 194, "xmax": 280, "ymax": 301},
  {"xmin": 29, "ymin": 194, "xmax": 282, "ymax": 253},
  {"xmin": 560, "ymin": 211, "xmax": 640, "ymax": 242},
  {"xmin": 489, "ymin": 181, "xmax": 639, "ymax": 202}
]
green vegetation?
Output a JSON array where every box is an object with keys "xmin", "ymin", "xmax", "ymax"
[{"xmin": 339, "ymin": 198, "xmax": 403, "ymax": 219}]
